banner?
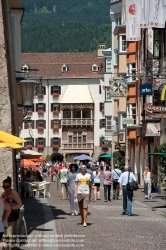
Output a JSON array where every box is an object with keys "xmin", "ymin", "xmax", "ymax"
[
  {"xmin": 136, "ymin": 0, "xmax": 149, "ymax": 28},
  {"xmin": 149, "ymin": 0, "xmax": 165, "ymax": 28},
  {"xmin": 99, "ymin": 79, "xmax": 105, "ymax": 103},
  {"xmin": 126, "ymin": 0, "xmax": 141, "ymax": 41},
  {"xmin": 109, "ymin": 78, "xmax": 128, "ymax": 98}
]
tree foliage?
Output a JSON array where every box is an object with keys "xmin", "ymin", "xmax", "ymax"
[
  {"xmin": 21, "ymin": 0, "xmax": 111, "ymax": 52},
  {"xmin": 113, "ymin": 151, "xmax": 125, "ymax": 171},
  {"xmin": 158, "ymin": 143, "xmax": 166, "ymax": 187}
]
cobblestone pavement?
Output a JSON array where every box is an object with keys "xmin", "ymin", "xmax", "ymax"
[{"xmin": 20, "ymin": 176, "xmax": 166, "ymax": 250}]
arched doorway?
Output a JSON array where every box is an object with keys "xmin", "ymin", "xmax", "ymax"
[{"xmin": 50, "ymin": 153, "xmax": 63, "ymax": 162}]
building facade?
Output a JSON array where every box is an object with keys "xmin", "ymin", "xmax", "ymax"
[{"xmin": 20, "ymin": 49, "xmax": 113, "ymax": 161}]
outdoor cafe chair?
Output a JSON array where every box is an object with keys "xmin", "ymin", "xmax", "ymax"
[{"xmin": 37, "ymin": 182, "xmax": 51, "ymax": 198}]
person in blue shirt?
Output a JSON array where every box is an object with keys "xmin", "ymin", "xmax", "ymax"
[{"xmin": 118, "ymin": 166, "xmax": 136, "ymax": 216}]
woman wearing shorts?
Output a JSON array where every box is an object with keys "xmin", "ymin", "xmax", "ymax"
[
  {"xmin": 93, "ymin": 166, "xmax": 100, "ymax": 201},
  {"xmin": 59, "ymin": 164, "xmax": 68, "ymax": 200}
]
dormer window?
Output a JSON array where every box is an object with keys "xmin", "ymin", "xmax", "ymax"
[
  {"xmin": 61, "ymin": 64, "xmax": 68, "ymax": 72},
  {"xmin": 92, "ymin": 64, "xmax": 98, "ymax": 72}
]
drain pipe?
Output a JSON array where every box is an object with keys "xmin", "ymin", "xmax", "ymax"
[{"xmin": 3, "ymin": 0, "xmax": 19, "ymax": 190}]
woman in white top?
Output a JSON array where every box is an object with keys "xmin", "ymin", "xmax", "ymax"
[
  {"xmin": 92, "ymin": 166, "xmax": 100, "ymax": 201},
  {"xmin": 67, "ymin": 164, "xmax": 78, "ymax": 216},
  {"xmin": 59, "ymin": 164, "xmax": 68, "ymax": 200},
  {"xmin": 143, "ymin": 167, "xmax": 152, "ymax": 199}
]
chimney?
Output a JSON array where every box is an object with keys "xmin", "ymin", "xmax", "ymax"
[{"xmin": 98, "ymin": 44, "xmax": 106, "ymax": 57}]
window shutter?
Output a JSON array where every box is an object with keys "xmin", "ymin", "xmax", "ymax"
[
  {"xmin": 99, "ymin": 85, "xmax": 101, "ymax": 94},
  {"xmin": 43, "ymin": 138, "xmax": 46, "ymax": 147},
  {"xmin": 58, "ymin": 138, "xmax": 61, "ymax": 147},
  {"xmin": 51, "ymin": 120, "xmax": 53, "ymax": 128},
  {"xmin": 36, "ymin": 138, "xmax": 38, "ymax": 147},
  {"xmin": 51, "ymin": 86, "xmax": 53, "ymax": 95},
  {"xmin": 32, "ymin": 104, "xmax": 34, "ymax": 112},
  {"xmin": 99, "ymin": 119, "xmax": 103, "ymax": 129},
  {"xmin": 58, "ymin": 86, "xmax": 61, "ymax": 95},
  {"xmin": 59, "ymin": 120, "xmax": 61, "ymax": 129},
  {"xmin": 43, "ymin": 104, "xmax": 46, "ymax": 112},
  {"xmin": 43, "ymin": 86, "xmax": 46, "ymax": 95},
  {"xmin": 100, "ymin": 103, "xmax": 103, "ymax": 112},
  {"xmin": 44, "ymin": 121, "xmax": 46, "ymax": 129},
  {"xmin": 36, "ymin": 104, "xmax": 38, "ymax": 112},
  {"xmin": 32, "ymin": 138, "xmax": 34, "ymax": 147},
  {"xmin": 51, "ymin": 138, "xmax": 53, "ymax": 147},
  {"xmin": 51, "ymin": 103, "xmax": 53, "ymax": 111},
  {"xmin": 58, "ymin": 103, "xmax": 60, "ymax": 111}
]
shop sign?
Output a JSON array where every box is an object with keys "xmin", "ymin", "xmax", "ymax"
[
  {"xmin": 140, "ymin": 84, "xmax": 152, "ymax": 95},
  {"xmin": 122, "ymin": 118, "xmax": 134, "ymax": 125}
]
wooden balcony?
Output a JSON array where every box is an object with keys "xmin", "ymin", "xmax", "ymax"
[
  {"xmin": 62, "ymin": 143, "xmax": 94, "ymax": 149},
  {"xmin": 61, "ymin": 119, "xmax": 94, "ymax": 126}
]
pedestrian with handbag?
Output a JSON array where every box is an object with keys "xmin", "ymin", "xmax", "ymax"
[
  {"xmin": 112, "ymin": 164, "xmax": 122, "ymax": 200},
  {"xmin": 118, "ymin": 166, "xmax": 136, "ymax": 216}
]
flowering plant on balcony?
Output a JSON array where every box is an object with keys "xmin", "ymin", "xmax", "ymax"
[
  {"xmin": 53, "ymin": 110, "xmax": 59, "ymax": 115},
  {"xmin": 37, "ymin": 127, "xmax": 44, "ymax": 131},
  {"xmin": 102, "ymin": 144, "xmax": 108, "ymax": 150},
  {"xmin": 27, "ymin": 110, "xmax": 32, "ymax": 115},
  {"xmin": 52, "ymin": 145, "xmax": 59, "ymax": 149},
  {"xmin": 26, "ymin": 145, "xmax": 32, "ymax": 150},
  {"xmin": 101, "ymin": 109, "xmax": 105, "ymax": 113},
  {"xmin": 37, "ymin": 144, "xmax": 44, "ymax": 149},
  {"xmin": 38, "ymin": 110, "xmax": 44, "ymax": 115},
  {"xmin": 52, "ymin": 127, "xmax": 59, "ymax": 131},
  {"xmin": 18, "ymin": 126, "xmax": 22, "ymax": 131},
  {"xmin": 37, "ymin": 93, "xmax": 44, "ymax": 97},
  {"xmin": 52, "ymin": 93, "xmax": 59, "ymax": 97}
]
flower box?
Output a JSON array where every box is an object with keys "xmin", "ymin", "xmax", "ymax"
[
  {"xmin": 102, "ymin": 145, "xmax": 108, "ymax": 150},
  {"xmin": 52, "ymin": 127, "xmax": 59, "ymax": 131},
  {"xmin": 52, "ymin": 145, "xmax": 59, "ymax": 149},
  {"xmin": 18, "ymin": 126, "xmax": 22, "ymax": 131},
  {"xmin": 38, "ymin": 110, "xmax": 44, "ymax": 115},
  {"xmin": 27, "ymin": 110, "xmax": 32, "ymax": 115},
  {"xmin": 37, "ymin": 127, "xmax": 44, "ymax": 131},
  {"xmin": 53, "ymin": 110, "xmax": 59, "ymax": 115},
  {"xmin": 26, "ymin": 145, "xmax": 32, "ymax": 150},
  {"xmin": 52, "ymin": 93, "xmax": 59, "ymax": 97},
  {"xmin": 37, "ymin": 145, "xmax": 44, "ymax": 149},
  {"xmin": 101, "ymin": 109, "xmax": 105, "ymax": 113},
  {"xmin": 37, "ymin": 93, "xmax": 44, "ymax": 97}
]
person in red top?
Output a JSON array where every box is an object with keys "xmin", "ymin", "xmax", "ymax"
[
  {"xmin": 50, "ymin": 165, "xmax": 56, "ymax": 182},
  {"xmin": 58, "ymin": 163, "xmax": 62, "ymax": 171}
]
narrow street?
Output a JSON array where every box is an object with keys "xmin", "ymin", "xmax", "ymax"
[{"xmin": 21, "ymin": 176, "xmax": 166, "ymax": 250}]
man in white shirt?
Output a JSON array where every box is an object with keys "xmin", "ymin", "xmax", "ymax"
[
  {"xmin": 118, "ymin": 166, "xmax": 136, "ymax": 216},
  {"xmin": 74, "ymin": 165, "xmax": 91, "ymax": 227}
]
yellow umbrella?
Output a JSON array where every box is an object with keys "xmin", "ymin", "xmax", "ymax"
[
  {"xmin": 0, "ymin": 130, "xmax": 26, "ymax": 143},
  {"xmin": 0, "ymin": 142, "xmax": 23, "ymax": 149}
]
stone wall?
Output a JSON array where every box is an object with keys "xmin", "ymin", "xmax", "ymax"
[{"xmin": 0, "ymin": 1, "xmax": 13, "ymax": 193}]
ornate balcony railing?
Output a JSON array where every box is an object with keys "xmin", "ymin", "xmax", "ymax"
[
  {"xmin": 62, "ymin": 143, "xmax": 94, "ymax": 149},
  {"xmin": 61, "ymin": 119, "xmax": 94, "ymax": 126}
]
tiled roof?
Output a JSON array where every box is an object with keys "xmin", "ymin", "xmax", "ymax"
[
  {"xmin": 21, "ymin": 52, "xmax": 105, "ymax": 78},
  {"xmin": 60, "ymin": 85, "xmax": 94, "ymax": 103}
]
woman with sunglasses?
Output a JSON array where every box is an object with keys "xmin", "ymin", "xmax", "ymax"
[{"xmin": 1, "ymin": 176, "xmax": 22, "ymax": 212}]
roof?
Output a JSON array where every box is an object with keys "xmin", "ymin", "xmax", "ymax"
[
  {"xmin": 60, "ymin": 85, "xmax": 94, "ymax": 103},
  {"xmin": 21, "ymin": 52, "xmax": 105, "ymax": 78}
]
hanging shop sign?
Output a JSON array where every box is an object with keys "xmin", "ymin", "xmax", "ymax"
[
  {"xmin": 122, "ymin": 118, "xmax": 134, "ymax": 125},
  {"xmin": 144, "ymin": 122, "xmax": 160, "ymax": 137},
  {"xmin": 109, "ymin": 78, "xmax": 128, "ymax": 98},
  {"xmin": 140, "ymin": 84, "xmax": 152, "ymax": 95},
  {"xmin": 144, "ymin": 103, "xmax": 166, "ymax": 112}
]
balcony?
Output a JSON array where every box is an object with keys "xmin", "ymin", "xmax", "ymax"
[
  {"xmin": 52, "ymin": 93, "xmax": 59, "ymax": 97},
  {"xmin": 52, "ymin": 110, "xmax": 59, "ymax": 115},
  {"xmin": 61, "ymin": 119, "xmax": 94, "ymax": 126},
  {"xmin": 37, "ymin": 144, "xmax": 44, "ymax": 150},
  {"xmin": 37, "ymin": 93, "xmax": 44, "ymax": 98},
  {"xmin": 52, "ymin": 145, "xmax": 59, "ymax": 149},
  {"xmin": 62, "ymin": 143, "xmax": 94, "ymax": 149},
  {"xmin": 37, "ymin": 127, "xmax": 44, "ymax": 131},
  {"xmin": 26, "ymin": 145, "xmax": 33, "ymax": 150},
  {"xmin": 38, "ymin": 110, "xmax": 44, "ymax": 115},
  {"xmin": 102, "ymin": 145, "xmax": 108, "ymax": 150}
]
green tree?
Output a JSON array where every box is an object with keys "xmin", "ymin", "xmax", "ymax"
[
  {"xmin": 158, "ymin": 143, "xmax": 166, "ymax": 187},
  {"xmin": 113, "ymin": 151, "xmax": 125, "ymax": 171},
  {"xmin": 45, "ymin": 154, "xmax": 50, "ymax": 162}
]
